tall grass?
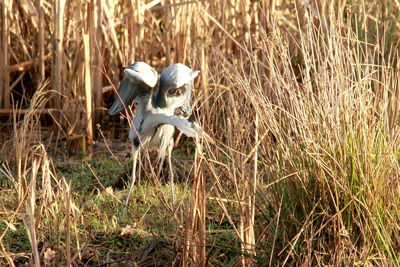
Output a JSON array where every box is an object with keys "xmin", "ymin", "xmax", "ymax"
[
  {"xmin": 1, "ymin": 0, "xmax": 400, "ymax": 266},
  {"xmin": 1, "ymin": 83, "xmax": 81, "ymax": 266},
  {"xmin": 205, "ymin": 7, "xmax": 399, "ymax": 266}
]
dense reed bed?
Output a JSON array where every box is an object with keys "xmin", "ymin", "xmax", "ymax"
[{"xmin": 1, "ymin": 0, "xmax": 400, "ymax": 266}]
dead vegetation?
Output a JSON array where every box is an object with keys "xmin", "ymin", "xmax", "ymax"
[{"xmin": 1, "ymin": 0, "xmax": 400, "ymax": 266}]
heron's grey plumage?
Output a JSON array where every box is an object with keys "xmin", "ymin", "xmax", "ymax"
[
  {"xmin": 108, "ymin": 62, "xmax": 201, "ymax": 212},
  {"xmin": 108, "ymin": 62, "xmax": 158, "ymax": 116}
]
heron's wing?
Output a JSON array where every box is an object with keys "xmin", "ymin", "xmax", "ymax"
[
  {"xmin": 160, "ymin": 115, "xmax": 215, "ymax": 144},
  {"xmin": 162, "ymin": 116, "xmax": 200, "ymax": 137},
  {"xmin": 108, "ymin": 62, "xmax": 158, "ymax": 115},
  {"xmin": 145, "ymin": 113, "xmax": 212, "ymax": 141}
]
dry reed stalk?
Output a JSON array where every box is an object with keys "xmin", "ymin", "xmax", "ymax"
[
  {"xmin": 63, "ymin": 179, "xmax": 72, "ymax": 266},
  {"xmin": 38, "ymin": 0, "xmax": 45, "ymax": 83},
  {"xmin": 250, "ymin": 114, "xmax": 258, "ymax": 257},
  {"xmin": 175, "ymin": 0, "xmax": 184, "ymax": 63},
  {"xmin": 0, "ymin": 108, "xmax": 51, "ymax": 114},
  {"xmin": 200, "ymin": 44, "xmax": 209, "ymax": 120},
  {"xmin": 22, "ymin": 155, "xmax": 40, "ymax": 267},
  {"xmin": 241, "ymin": 1, "xmax": 251, "ymax": 45},
  {"xmin": 38, "ymin": 146, "xmax": 55, "ymax": 221},
  {"xmin": 239, "ymin": 121, "xmax": 257, "ymax": 266},
  {"xmin": 134, "ymin": 0, "xmax": 144, "ymax": 62},
  {"xmin": 388, "ymin": 66, "xmax": 400, "ymax": 131},
  {"xmin": 89, "ymin": 0, "xmax": 103, "ymax": 124},
  {"xmin": 197, "ymin": 142, "xmax": 206, "ymax": 267},
  {"xmin": 5, "ymin": 54, "xmax": 51, "ymax": 72},
  {"xmin": 52, "ymin": 0, "xmax": 66, "ymax": 109},
  {"xmin": 127, "ymin": 1, "xmax": 136, "ymax": 63},
  {"xmin": 182, "ymin": 140, "xmax": 206, "ymax": 267},
  {"xmin": 1, "ymin": 0, "xmax": 10, "ymax": 109},
  {"xmin": 86, "ymin": 0, "xmax": 102, "ymax": 123},
  {"xmin": 250, "ymin": 1, "xmax": 260, "ymax": 44},
  {"xmin": 163, "ymin": 0, "xmax": 171, "ymax": 65},
  {"xmin": 83, "ymin": 33, "xmax": 93, "ymax": 144}
]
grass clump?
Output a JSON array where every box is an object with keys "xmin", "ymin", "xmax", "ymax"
[{"xmin": 1, "ymin": 0, "xmax": 400, "ymax": 266}]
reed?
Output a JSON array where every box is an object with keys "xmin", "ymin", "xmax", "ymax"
[{"xmin": 0, "ymin": 0, "xmax": 399, "ymax": 266}]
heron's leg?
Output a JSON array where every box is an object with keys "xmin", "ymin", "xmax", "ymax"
[
  {"xmin": 124, "ymin": 148, "xmax": 139, "ymax": 212},
  {"xmin": 167, "ymin": 141, "xmax": 175, "ymax": 205},
  {"xmin": 156, "ymin": 156, "xmax": 166, "ymax": 178}
]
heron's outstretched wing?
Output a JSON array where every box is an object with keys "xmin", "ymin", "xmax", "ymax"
[
  {"xmin": 159, "ymin": 116, "xmax": 201, "ymax": 137},
  {"xmin": 142, "ymin": 113, "xmax": 214, "ymax": 143},
  {"xmin": 108, "ymin": 62, "xmax": 158, "ymax": 115}
]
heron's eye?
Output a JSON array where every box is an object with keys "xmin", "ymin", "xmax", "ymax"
[{"xmin": 168, "ymin": 85, "xmax": 186, "ymax": 97}]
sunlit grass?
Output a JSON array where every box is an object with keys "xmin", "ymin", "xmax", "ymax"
[{"xmin": 1, "ymin": 0, "xmax": 400, "ymax": 266}]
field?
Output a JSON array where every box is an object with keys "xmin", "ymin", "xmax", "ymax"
[{"xmin": 1, "ymin": 0, "xmax": 400, "ymax": 266}]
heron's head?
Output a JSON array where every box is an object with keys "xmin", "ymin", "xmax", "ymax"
[{"xmin": 154, "ymin": 63, "xmax": 199, "ymax": 115}]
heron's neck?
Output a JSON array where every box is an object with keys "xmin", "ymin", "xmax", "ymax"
[{"xmin": 152, "ymin": 86, "xmax": 168, "ymax": 108}]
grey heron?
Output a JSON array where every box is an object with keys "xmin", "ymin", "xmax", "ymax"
[{"xmin": 108, "ymin": 62, "xmax": 202, "ymax": 208}]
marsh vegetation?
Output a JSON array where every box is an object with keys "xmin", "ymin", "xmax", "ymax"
[{"xmin": 1, "ymin": 0, "xmax": 400, "ymax": 266}]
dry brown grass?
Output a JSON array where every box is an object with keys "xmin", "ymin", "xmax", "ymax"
[{"xmin": 1, "ymin": 0, "xmax": 400, "ymax": 266}]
